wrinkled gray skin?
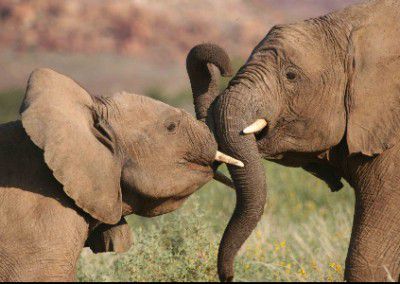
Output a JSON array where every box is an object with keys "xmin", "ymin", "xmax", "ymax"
[
  {"xmin": 187, "ymin": 0, "xmax": 400, "ymax": 281},
  {"xmin": 0, "ymin": 68, "xmax": 222, "ymax": 281}
]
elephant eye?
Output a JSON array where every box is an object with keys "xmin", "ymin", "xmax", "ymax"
[
  {"xmin": 164, "ymin": 116, "xmax": 181, "ymax": 134},
  {"xmin": 167, "ymin": 122, "xmax": 177, "ymax": 132},
  {"xmin": 286, "ymin": 71, "xmax": 297, "ymax": 80}
]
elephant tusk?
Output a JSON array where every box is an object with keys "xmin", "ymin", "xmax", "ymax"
[
  {"xmin": 215, "ymin": 151, "xmax": 245, "ymax": 168},
  {"xmin": 213, "ymin": 170, "xmax": 235, "ymax": 190},
  {"xmin": 242, "ymin": 119, "xmax": 268, "ymax": 134}
]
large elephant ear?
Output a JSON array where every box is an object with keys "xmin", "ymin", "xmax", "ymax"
[
  {"xmin": 346, "ymin": 23, "xmax": 400, "ymax": 156},
  {"xmin": 20, "ymin": 68, "xmax": 122, "ymax": 224}
]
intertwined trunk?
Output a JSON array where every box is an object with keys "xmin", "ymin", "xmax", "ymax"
[{"xmin": 214, "ymin": 89, "xmax": 267, "ymax": 282}]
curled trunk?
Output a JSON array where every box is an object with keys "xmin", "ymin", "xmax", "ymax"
[
  {"xmin": 214, "ymin": 89, "xmax": 267, "ymax": 282},
  {"xmin": 186, "ymin": 43, "xmax": 233, "ymax": 123}
]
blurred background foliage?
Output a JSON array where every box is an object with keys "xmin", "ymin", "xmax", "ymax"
[{"xmin": 0, "ymin": 89, "xmax": 24, "ymax": 123}]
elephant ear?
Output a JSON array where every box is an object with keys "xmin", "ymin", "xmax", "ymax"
[
  {"xmin": 345, "ymin": 24, "xmax": 400, "ymax": 156},
  {"xmin": 85, "ymin": 219, "xmax": 133, "ymax": 253},
  {"xmin": 20, "ymin": 68, "xmax": 122, "ymax": 224}
]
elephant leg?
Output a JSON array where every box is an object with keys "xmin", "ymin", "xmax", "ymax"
[{"xmin": 345, "ymin": 185, "xmax": 400, "ymax": 282}]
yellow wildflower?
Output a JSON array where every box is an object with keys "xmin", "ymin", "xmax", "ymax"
[
  {"xmin": 285, "ymin": 263, "xmax": 292, "ymax": 274},
  {"xmin": 329, "ymin": 262, "xmax": 343, "ymax": 273},
  {"xmin": 311, "ymin": 259, "xmax": 318, "ymax": 270},
  {"xmin": 298, "ymin": 267, "xmax": 306, "ymax": 276}
]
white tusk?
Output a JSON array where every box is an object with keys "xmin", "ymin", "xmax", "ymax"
[
  {"xmin": 215, "ymin": 151, "xmax": 244, "ymax": 168},
  {"xmin": 213, "ymin": 170, "xmax": 235, "ymax": 190},
  {"xmin": 243, "ymin": 119, "xmax": 268, "ymax": 134}
]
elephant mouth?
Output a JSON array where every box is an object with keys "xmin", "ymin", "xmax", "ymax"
[
  {"xmin": 243, "ymin": 118, "xmax": 270, "ymax": 141},
  {"xmin": 254, "ymin": 127, "xmax": 268, "ymax": 143},
  {"xmin": 184, "ymin": 160, "xmax": 214, "ymax": 175},
  {"xmin": 244, "ymin": 120, "xmax": 273, "ymax": 155},
  {"xmin": 245, "ymin": 118, "xmax": 286, "ymax": 161},
  {"xmin": 182, "ymin": 160, "xmax": 235, "ymax": 190},
  {"xmin": 213, "ymin": 170, "xmax": 235, "ymax": 189},
  {"xmin": 182, "ymin": 159, "xmax": 237, "ymax": 192}
]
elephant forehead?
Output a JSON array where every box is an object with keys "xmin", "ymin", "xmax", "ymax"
[
  {"xmin": 260, "ymin": 23, "xmax": 328, "ymax": 71},
  {"xmin": 112, "ymin": 91, "xmax": 180, "ymax": 122}
]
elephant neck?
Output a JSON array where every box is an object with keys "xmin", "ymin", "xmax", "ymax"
[
  {"xmin": 303, "ymin": 141, "xmax": 351, "ymax": 185},
  {"xmin": 0, "ymin": 120, "xmax": 94, "ymax": 227},
  {"xmin": 315, "ymin": 140, "xmax": 368, "ymax": 189}
]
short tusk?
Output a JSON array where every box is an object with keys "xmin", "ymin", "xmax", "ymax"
[
  {"xmin": 215, "ymin": 151, "xmax": 244, "ymax": 168},
  {"xmin": 214, "ymin": 170, "xmax": 235, "ymax": 190},
  {"xmin": 242, "ymin": 119, "xmax": 268, "ymax": 134}
]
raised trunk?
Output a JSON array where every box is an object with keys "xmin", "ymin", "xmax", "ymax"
[
  {"xmin": 186, "ymin": 43, "xmax": 233, "ymax": 123},
  {"xmin": 214, "ymin": 89, "xmax": 267, "ymax": 282}
]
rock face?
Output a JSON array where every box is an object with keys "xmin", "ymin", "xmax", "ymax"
[
  {"xmin": 0, "ymin": 0, "xmax": 359, "ymax": 96},
  {"xmin": 0, "ymin": 0, "xmax": 358, "ymax": 62}
]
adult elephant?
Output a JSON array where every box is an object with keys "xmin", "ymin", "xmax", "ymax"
[
  {"xmin": 187, "ymin": 0, "xmax": 400, "ymax": 282},
  {"xmin": 0, "ymin": 68, "xmax": 241, "ymax": 281}
]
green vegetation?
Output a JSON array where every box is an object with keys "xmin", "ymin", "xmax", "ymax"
[
  {"xmin": 78, "ymin": 163, "xmax": 354, "ymax": 282},
  {"xmin": 145, "ymin": 86, "xmax": 193, "ymax": 109},
  {"xmin": 0, "ymin": 89, "xmax": 24, "ymax": 123}
]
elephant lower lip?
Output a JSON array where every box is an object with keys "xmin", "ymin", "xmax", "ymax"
[
  {"xmin": 255, "ymin": 140, "xmax": 284, "ymax": 160},
  {"xmin": 213, "ymin": 170, "xmax": 235, "ymax": 189},
  {"xmin": 185, "ymin": 161, "xmax": 213, "ymax": 175},
  {"xmin": 263, "ymin": 153, "xmax": 284, "ymax": 160}
]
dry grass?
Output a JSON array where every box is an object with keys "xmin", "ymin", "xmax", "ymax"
[{"xmin": 78, "ymin": 163, "xmax": 354, "ymax": 282}]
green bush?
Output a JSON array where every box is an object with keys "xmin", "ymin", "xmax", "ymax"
[{"xmin": 78, "ymin": 201, "xmax": 220, "ymax": 282}]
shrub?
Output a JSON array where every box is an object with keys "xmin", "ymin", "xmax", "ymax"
[{"xmin": 78, "ymin": 163, "xmax": 354, "ymax": 282}]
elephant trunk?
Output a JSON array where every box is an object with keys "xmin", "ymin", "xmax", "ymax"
[
  {"xmin": 214, "ymin": 88, "xmax": 267, "ymax": 282},
  {"xmin": 186, "ymin": 43, "xmax": 266, "ymax": 281},
  {"xmin": 186, "ymin": 43, "xmax": 233, "ymax": 123}
]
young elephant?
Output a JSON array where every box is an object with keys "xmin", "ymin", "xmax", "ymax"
[{"xmin": 0, "ymin": 68, "xmax": 240, "ymax": 281}]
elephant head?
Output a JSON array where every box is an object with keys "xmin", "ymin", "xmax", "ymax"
[
  {"xmin": 187, "ymin": 6, "xmax": 400, "ymax": 280},
  {"xmin": 19, "ymin": 68, "xmax": 242, "ymax": 226}
]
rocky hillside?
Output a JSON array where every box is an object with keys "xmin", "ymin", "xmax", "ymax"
[{"xmin": 0, "ymin": 0, "xmax": 360, "ymax": 95}]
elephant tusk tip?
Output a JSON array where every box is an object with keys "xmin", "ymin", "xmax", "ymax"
[
  {"xmin": 243, "ymin": 119, "xmax": 268, "ymax": 134},
  {"xmin": 236, "ymin": 161, "xmax": 245, "ymax": 168},
  {"xmin": 215, "ymin": 151, "xmax": 245, "ymax": 168}
]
